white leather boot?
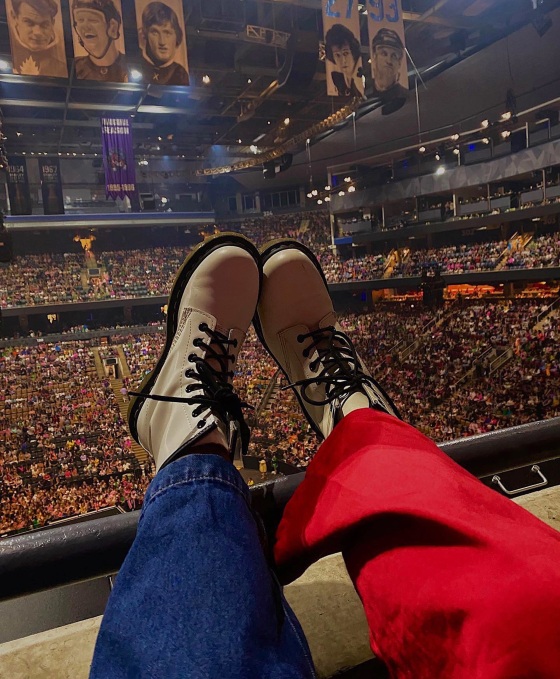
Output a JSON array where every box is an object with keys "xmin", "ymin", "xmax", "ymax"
[
  {"xmin": 253, "ymin": 239, "xmax": 400, "ymax": 440},
  {"xmin": 128, "ymin": 233, "xmax": 261, "ymax": 471}
]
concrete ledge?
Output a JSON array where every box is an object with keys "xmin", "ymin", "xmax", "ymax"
[{"xmin": 0, "ymin": 485, "xmax": 559, "ymax": 679}]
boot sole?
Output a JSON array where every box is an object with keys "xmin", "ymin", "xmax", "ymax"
[
  {"xmin": 253, "ymin": 239, "xmax": 330, "ymax": 440},
  {"xmin": 253, "ymin": 238, "xmax": 401, "ymax": 439},
  {"xmin": 127, "ymin": 232, "xmax": 261, "ymax": 447}
]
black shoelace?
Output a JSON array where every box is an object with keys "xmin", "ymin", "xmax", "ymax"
[
  {"xmin": 130, "ymin": 323, "xmax": 251, "ymax": 454},
  {"xmin": 282, "ymin": 326, "xmax": 380, "ymax": 408}
]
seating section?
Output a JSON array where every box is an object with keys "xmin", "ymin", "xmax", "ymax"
[{"xmin": 2, "ymin": 216, "xmax": 560, "ymax": 308}]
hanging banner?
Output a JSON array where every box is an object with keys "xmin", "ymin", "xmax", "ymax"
[
  {"xmin": 6, "ymin": 157, "xmax": 32, "ymax": 215},
  {"xmin": 6, "ymin": 0, "xmax": 68, "ymax": 77},
  {"xmin": 71, "ymin": 0, "xmax": 128, "ymax": 82},
  {"xmin": 38, "ymin": 157, "xmax": 65, "ymax": 214},
  {"xmin": 135, "ymin": 0, "xmax": 189, "ymax": 86},
  {"xmin": 367, "ymin": 0, "xmax": 408, "ymax": 102},
  {"xmin": 101, "ymin": 117, "xmax": 137, "ymax": 200},
  {"xmin": 323, "ymin": 0, "xmax": 364, "ymax": 98}
]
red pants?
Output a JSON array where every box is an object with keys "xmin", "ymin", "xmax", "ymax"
[{"xmin": 275, "ymin": 410, "xmax": 560, "ymax": 679}]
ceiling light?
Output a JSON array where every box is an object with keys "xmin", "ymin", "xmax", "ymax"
[
  {"xmin": 451, "ymin": 133, "xmax": 460, "ymax": 141},
  {"xmin": 284, "ymin": 117, "xmax": 290, "ymax": 125},
  {"xmin": 435, "ymin": 153, "xmax": 441, "ymax": 161},
  {"xmin": 482, "ymin": 137, "xmax": 490, "ymax": 144},
  {"xmin": 435, "ymin": 166, "xmax": 446, "ymax": 175},
  {"xmin": 419, "ymin": 146, "xmax": 426, "ymax": 153},
  {"xmin": 338, "ymin": 190, "xmax": 345, "ymax": 196},
  {"xmin": 501, "ymin": 130, "xmax": 511, "ymax": 139},
  {"xmin": 481, "ymin": 119, "xmax": 490, "ymax": 128},
  {"xmin": 325, "ymin": 185, "xmax": 330, "ymax": 191},
  {"xmin": 307, "ymin": 192, "xmax": 313, "ymax": 198},
  {"xmin": 22, "ymin": 151, "xmax": 26, "ymax": 155},
  {"xmin": 317, "ymin": 199, "xmax": 323, "ymax": 205},
  {"xmin": 237, "ymin": 139, "xmax": 242, "ymax": 144},
  {"xmin": 249, "ymin": 144, "xmax": 258, "ymax": 153},
  {"xmin": 501, "ymin": 111, "xmax": 512, "ymax": 121},
  {"xmin": 344, "ymin": 176, "xmax": 352, "ymax": 183},
  {"xmin": 324, "ymin": 196, "xmax": 331, "ymax": 202},
  {"xmin": 157, "ymin": 136, "xmax": 162, "ymax": 141},
  {"xmin": 453, "ymin": 148, "xmax": 460, "ymax": 155},
  {"xmin": 202, "ymin": 74, "xmax": 211, "ymax": 84},
  {"xmin": 348, "ymin": 186, "xmax": 356, "ymax": 192},
  {"xmin": 16, "ymin": 131, "xmax": 23, "ymax": 137},
  {"xmin": 311, "ymin": 189, "xmax": 318, "ymax": 196},
  {"xmin": 247, "ymin": 78, "xmax": 252, "ymax": 84}
]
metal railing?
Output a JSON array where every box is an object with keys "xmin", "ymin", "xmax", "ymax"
[{"xmin": 1, "ymin": 417, "xmax": 560, "ymax": 602}]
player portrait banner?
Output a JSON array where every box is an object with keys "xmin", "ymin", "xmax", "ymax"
[
  {"xmin": 71, "ymin": 0, "xmax": 128, "ymax": 82},
  {"xmin": 38, "ymin": 157, "xmax": 64, "ymax": 215},
  {"xmin": 135, "ymin": 0, "xmax": 189, "ymax": 86},
  {"xmin": 6, "ymin": 0, "xmax": 68, "ymax": 77},
  {"xmin": 6, "ymin": 156, "xmax": 32, "ymax": 215},
  {"xmin": 367, "ymin": 0, "xmax": 408, "ymax": 102},
  {"xmin": 323, "ymin": 0, "xmax": 364, "ymax": 98},
  {"xmin": 101, "ymin": 117, "xmax": 137, "ymax": 200}
]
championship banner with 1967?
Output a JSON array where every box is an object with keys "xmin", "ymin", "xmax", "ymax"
[
  {"xmin": 101, "ymin": 117, "xmax": 137, "ymax": 200},
  {"xmin": 323, "ymin": 0, "xmax": 364, "ymax": 98},
  {"xmin": 38, "ymin": 157, "xmax": 64, "ymax": 215},
  {"xmin": 367, "ymin": 0, "xmax": 408, "ymax": 102}
]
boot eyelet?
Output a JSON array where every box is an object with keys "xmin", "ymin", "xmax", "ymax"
[
  {"xmin": 302, "ymin": 349, "xmax": 309, "ymax": 358},
  {"xmin": 188, "ymin": 353, "xmax": 197, "ymax": 362},
  {"xmin": 199, "ymin": 323, "xmax": 208, "ymax": 331},
  {"xmin": 197, "ymin": 420, "xmax": 206, "ymax": 429},
  {"xmin": 232, "ymin": 339, "xmax": 238, "ymax": 348},
  {"xmin": 193, "ymin": 338, "xmax": 202, "ymax": 347},
  {"xmin": 297, "ymin": 334, "xmax": 304, "ymax": 343}
]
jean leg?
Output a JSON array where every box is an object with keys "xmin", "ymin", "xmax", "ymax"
[{"xmin": 90, "ymin": 454, "xmax": 315, "ymax": 679}]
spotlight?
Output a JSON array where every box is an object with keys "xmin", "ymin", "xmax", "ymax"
[
  {"xmin": 249, "ymin": 145, "xmax": 258, "ymax": 154},
  {"xmin": 435, "ymin": 153, "xmax": 441, "ymax": 161},
  {"xmin": 481, "ymin": 119, "xmax": 490, "ymax": 128},
  {"xmin": 435, "ymin": 166, "xmax": 446, "ymax": 176},
  {"xmin": 311, "ymin": 189, "xmax": 318, "ymax": 196},
  {"xmin": 307, "ymin": 192, "xmax": 313, "ymax": 198},
  {"xmin": 501, "ymin": 130, "xmax": 511, "ymax": 139},
  {"xmin": 348, "ymin": 186, "xmax": 356, "ymax": 192},
  {"xmin": 284, "ymin": 117, "xmax": 290, "ymax": 125},
  {"xmin": 419, "ymin": 146, "xmax": 426, "ymax": 153},
  {"xmin": 450, "ymin": 133, "xmax": 460, "ymax": 141},
  {"xmin": 338, "ymin": 191, "xmax": 345, "ymax": 196},
  {"xmin": 344, "ymin": 176, "xmax": 352, "ymax": 183},
  {"xmin": 482, "ymin": 137, "xmax": 490, "ymax": 144},
  {"xmin": 501, "ymin": 111, "xmax": 512, "ymax": 121},
  {"xmin": 324, "ymin": 196, "xmax": 331, "ymax": 202},
  {"xmin": 453, "ymin": 148, "xmax": 460, "ymax": 155},
  {"xmin": 317, "ymin": 199, "xmax": 323, "ymax": 205},
  {"xmin": 325, "ymin": 185, "xmax": 330, "ymax": 191},
  {"xmin": 202, "ymin": 74, "xmax": 211, "ymax": 84}
]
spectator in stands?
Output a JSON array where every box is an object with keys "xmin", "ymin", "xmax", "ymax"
[{"xmin": 89, "ymin": 235, "xmax": 560, "ymax": 679}]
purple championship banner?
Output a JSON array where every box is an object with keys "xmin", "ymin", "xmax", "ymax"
[{"xmin": 101, "ymin": 117, "xmax": 137, "ymax": 200}]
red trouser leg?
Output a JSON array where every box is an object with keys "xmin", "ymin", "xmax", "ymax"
[{"xmin": 274, "ymin": 410, "xmax": 560, "ymax": 679}]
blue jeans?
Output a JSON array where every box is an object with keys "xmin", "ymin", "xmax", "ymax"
[{"xmin": 90, "ymin": 454, "xmax": 316, "ymax": 679}]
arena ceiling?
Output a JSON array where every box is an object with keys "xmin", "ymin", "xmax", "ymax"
[{"xmin": 0, "ymin": 0, "xmax": 558, "ymax": 183}]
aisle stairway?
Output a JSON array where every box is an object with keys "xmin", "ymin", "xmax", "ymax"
[{"xmin": 110, "ymin": 377, "xmax": 150, "ymax": 466}]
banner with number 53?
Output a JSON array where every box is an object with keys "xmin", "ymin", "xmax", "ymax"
[
  {"xmin": 323, "ymin": 0, "xmax": 364, "ymax": 98},
  {"xmin": 367, "ymin": 0, "xmax": 408, "ymax": 101}
]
